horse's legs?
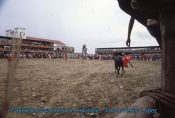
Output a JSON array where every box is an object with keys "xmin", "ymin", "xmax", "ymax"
[
  {"xmin": 119, "ymin": 66, "xmax": 121, "ymax": 77},
  {"xmin": 121, "ymin": 65, "xmax": 125, "ymax": 77},
  {"xmin": 115, "ymin": 63, "xmax": 117, "ymax": 73},
  {"xmin": 123, "ymin": 64, "xmax": 125, "ymax": 73},
  {"xmin": 117, "ymin": 66, "xmax": 120, "ymax": 77},
  {"xmin": 120, "ymin": 65, "xmax": 123, "ymax": 77},
  {"xmin": 129, "ymin": 61, "xmax": 133, "ymax": 68}
]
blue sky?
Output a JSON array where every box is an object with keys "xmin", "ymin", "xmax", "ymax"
[{"xmin": 0, "ymin": 0, "xmax": 158, "ymax": 54}]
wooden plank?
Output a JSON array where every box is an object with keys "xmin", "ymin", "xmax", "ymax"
[{"xmin": 115, "ymin": 96, "xmax": 156, "ymax": 118}]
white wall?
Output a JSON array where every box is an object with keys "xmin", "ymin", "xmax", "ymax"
[{"xmin": 6, "ymin": 27, "xmax": 26, "ymax": 39}]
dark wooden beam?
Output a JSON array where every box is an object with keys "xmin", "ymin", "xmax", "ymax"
[{"xmin": 159, "ymin": 11, "xmax": 175, "ymax": 118}]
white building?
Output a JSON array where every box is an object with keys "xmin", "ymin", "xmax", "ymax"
[
  {"xmin": 54, "ymin": 44, "xmax": 74, "ymax": 53},
  {"xmin": 6, "ymin": 27, "xmax": 26, "ymax": 39},
  {"xmin": 6, "ymin": 30, "xmax": 15, "ymax": 37}
]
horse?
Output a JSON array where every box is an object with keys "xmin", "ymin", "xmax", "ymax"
[{"xmin": 114, "ymin": 53, "xmax": 125, "ymax": 77}]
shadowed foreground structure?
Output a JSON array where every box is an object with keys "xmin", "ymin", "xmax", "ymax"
[{"xmin": 117, "ymin": 0, "xmax": 175, "ymax": 118}]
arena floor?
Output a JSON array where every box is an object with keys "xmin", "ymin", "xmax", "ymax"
[{"xmin": 0, "ymin": 59, "xmax": 161, "ymax": 118}]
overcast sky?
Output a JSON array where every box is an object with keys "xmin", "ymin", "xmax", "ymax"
[{"xmin": 0, "ymin": 0, "xmax": 158, "ymax": 54}]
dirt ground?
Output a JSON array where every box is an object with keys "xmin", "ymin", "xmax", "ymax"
[{"xmin": 0, "ymin": 59, "xmax": 161, "ymax": 118}]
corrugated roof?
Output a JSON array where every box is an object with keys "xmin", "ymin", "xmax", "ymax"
[
  {"xmin": 96, "ymin": 46, "xmax": 160, "ymax": 49},
  {"xmin": 27, "ymin": 36, "xmax": 65, "ymax": 45}
]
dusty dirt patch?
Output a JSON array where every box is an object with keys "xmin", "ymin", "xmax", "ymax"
[{"xmin": 0, "ymin": 59, "xmax": 161, "ymax": 118}]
